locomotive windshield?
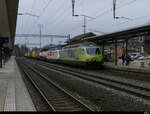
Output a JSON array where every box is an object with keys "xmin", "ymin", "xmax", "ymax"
[{"xmin": 86, "ymin": 48, "xmax": 100, "ymax": 55}]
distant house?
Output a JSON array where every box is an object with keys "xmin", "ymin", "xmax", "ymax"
[{"xmin": 67, "ymin": 32, "xmax": 96, "ymax": 44}]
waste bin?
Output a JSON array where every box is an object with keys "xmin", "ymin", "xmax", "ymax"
[{"xmin": 140, "ymin": 62, "xmax": 144, "ymax": 67}]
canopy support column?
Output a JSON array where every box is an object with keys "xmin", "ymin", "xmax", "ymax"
[
  {"xmin": 0, "ymin": 44, "xmax": 2, "ymax": 68},
  {"xmin": 126, "ymin": 39, "xmax": 128, "ymax": 66},
  {"xmin": 115, "ymin": 40, "xmax": 118, "ymax": 65}
]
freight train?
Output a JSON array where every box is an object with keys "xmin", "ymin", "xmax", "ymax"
[{"xmin": 25, "ymin": 42, "xmax": 104, "ymax": 66}]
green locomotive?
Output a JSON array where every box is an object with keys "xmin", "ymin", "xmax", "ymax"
[{"xmin": 59, "ymin": 42, "xmax": 104, "ymax": 66}]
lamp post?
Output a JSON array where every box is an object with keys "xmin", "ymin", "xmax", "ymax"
[
  {"xmin": 74, "ymin": 14, "xmax": 95, "ymax": 34},
  {"xmin": 18, "ymin": 12, "xmax": 39, "ymax": 54},
  {"xmin": 39, "ymin": 24, "xmax": 42, "ymax": 48}
]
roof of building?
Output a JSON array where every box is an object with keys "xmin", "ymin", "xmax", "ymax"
[
  {"xmin": 63, "ymin": 41, "xmax": 97, "ymax": 49},
  {"xmin": 41, "ymin": 44, "xmax": 66, "ymax": 51},
  {"xmin": 0, "ymin": 0, "xmax": 19, "ymax": 49},
  {"xmin": 68, "ymin": 32, "xmax": 96, "ymax": 44}
]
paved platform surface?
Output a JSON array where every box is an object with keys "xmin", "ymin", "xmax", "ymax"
[
  {"xmin": 0, "ymin": 56, "xmax": 36, "ymax": 111},
  {"xmin": 104, "ymin": 59, "xmax": 150, "ymax": 73}
]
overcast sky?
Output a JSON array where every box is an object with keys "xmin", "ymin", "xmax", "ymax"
[{"xmin": 15, "ymin": 0, "xmax": 150, "ymax": 48}]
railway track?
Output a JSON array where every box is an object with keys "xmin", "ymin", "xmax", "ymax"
[
  {"xmin": 23, "ymin": 58, "xmax": 150, "ymax": 100},
  {"xmin": 16, "ymin": 58, "xmax": 95, "ymax": 112}
]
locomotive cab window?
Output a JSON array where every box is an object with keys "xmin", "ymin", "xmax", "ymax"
[{"xmin": 86, "ymin": 48, "xmax": 101, "ymax": 55}]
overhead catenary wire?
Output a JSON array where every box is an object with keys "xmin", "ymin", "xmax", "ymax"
[
  {"xmin": 49, "ymin": 0, "xmax": 84, "ymax": 33},
  {"xmin": 20, "ymin": 0, "xmax": 53, "ymax": 48},
  {"xmin": 24, "ymin": 0, "xmax": 137, "ymax": 36},
  {"xmin": 68, "ymin": 0, "xmax": 137, "ymax": 34},
  {"xmin": 75, "ymin": 0, "xmax": 85, "ymax": 15},
  {"xmin": 22, "ymin": 0, "xmax": 36, "ymax": 34},
  {"xmin": 21, "ymin": 0, "xmax": 37, "ymax": 48},
  {"xmin": 17, "ymin": 0, "xmax": 149, "ymax": 46},
  {"xmin": 102, "ymin": 13, "xmax": 150, "ymax": 31},
  {"xmin": 25, "ymin": 0, "xmax": 38, "ymax": 34},
  {"xmin": 56, "ymin": 0, "xmax": 87, "ymax": 35},
  {"xmin": 44, "ymin": 2, "xmax": 71, "ymax": 33},
  {"xmin": 87, "ymin": 0, "xmax": 137, "ymax": 23},
  {"xmin": 42, "ymin": 0, "xmax": 69, "ymax": 27},
  {"xmin": 29, "ymin": 0, "xmax": 53, "ymax": 34}
]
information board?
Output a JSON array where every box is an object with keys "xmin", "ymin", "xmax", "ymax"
[{"xmin": 0, "ymin": 37, "xmax": 9, "ymax": 43}]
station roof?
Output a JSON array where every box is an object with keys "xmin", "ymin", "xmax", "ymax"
[
  {"xmin": 84, "ymin": 24, "xmax": 150, "ymax": 44},
  {"xmin": 0, "ymin": 0, "xmax": 19, "ymax": 49},
  {"xmin": 66, "ymin": 32, "xmax": 96, "ymax": 44}
]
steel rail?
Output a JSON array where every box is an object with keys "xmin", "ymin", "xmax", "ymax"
[
  {"xmin": 24, "ymin": 58, "xmax": 150, "ymax": 99},
  {"xmin": 24, "ymin": 61, "xmax": 95, "ymax": 112},
  {"xmin": 29, "ymin": 59, "xmax": 150, "ymax": 90},
  {"xmin": 25, "ymin": 62, "xmax": 94, "ymax": 111},
  {"xmin": 17, "ymin": 58, "xmax": 94, "ymax": 112},
  {"xmin": 17, "ymin": 60, "xmax": 56, "ymax": 111}
]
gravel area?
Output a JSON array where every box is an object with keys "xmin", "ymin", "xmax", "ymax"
[
  {"xmin": 35, "ymin": 59, "xmax": 150, "ymax": 88},
  {"xmin": 43, "ymin": 68, "xmax": 150, "ymax": 111},
  {"xmin": 52, "ymin": 62, "xmax": 150, "ymax": 90},
  {"xmin": 18, "ymin": 60, "xmax": 100, "ymax": 111},
  {"xmin": 19, "ymin": 58, "xmax": 150, "ymax": 111},
  {"xmin": 17, "ymin": 62, "xmax": 51, "ymax": 111},
  {"xmin": 39, "ymin": 70, "xmax": 102, "ymax": 111}
]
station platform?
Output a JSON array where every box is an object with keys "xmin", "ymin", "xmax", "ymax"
[
  {"xmin": 0, "ymin": 56, "xmax": 36, "ymax": 111},
  {"xmin": 104, "ymin": 59, "xmax": 150, "ymax": 74}
]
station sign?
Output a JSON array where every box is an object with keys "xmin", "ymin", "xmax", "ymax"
[{"xmin": 0, "ymin": 37, "xmax": 9, "ymax": 43}]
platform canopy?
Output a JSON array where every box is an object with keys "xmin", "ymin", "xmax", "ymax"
[
  {"xmin": 0, "ymin": 0, "xmax": 19, "ymax": 49},
  {"xmin": 84, "ymin": 24, "xmax": 150, "ymax": 44}
]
